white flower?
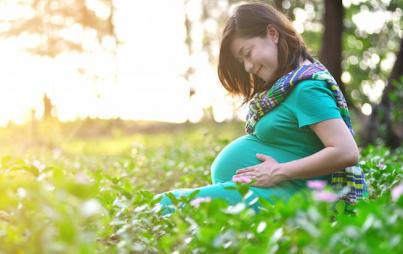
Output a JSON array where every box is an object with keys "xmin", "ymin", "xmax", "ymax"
[
  {"xmin": 190, "ymin": 197, "xmax": 211, "ymax": 208},
  {"xmin": 80, "ymin": 199, "xmax": 103, "ymax": 217},
  {"xmin": 307, "ymin": 180, "xmax": 327, "ymax": 190},
  {"xmin": 391, "ymin": 184, "xmax": 403, "ymax": 202},
  {"xmin": 313, "ymin": 191, "xmax": 338, "ymax": 202}
]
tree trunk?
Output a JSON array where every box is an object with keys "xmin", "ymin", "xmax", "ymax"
[
  {"xmin": 319, "ymin": 0, "xmax": 350, "ymax": 105},
  {"xmin": 362, "ymin": 38, "xmax": 403, "ymax": 149},
  {"xmin": 183, "ymin": 0, "xmax": 196, "ymax": 123}
]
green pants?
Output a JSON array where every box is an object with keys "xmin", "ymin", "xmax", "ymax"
[
  {"xmin": 157, "ymin": 180, "xmax": 307, "ymax": 215},
  {"xmin": 156, "ymin": 166, "xmax": 312, "ymax": 215}
]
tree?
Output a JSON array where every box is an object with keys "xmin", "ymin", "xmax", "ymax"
[
  {"xmin": 362, "ymin": 37, "xmax": 403, "ymax": 149},
  {"xmin": 0, "ymin": 0, "xmax": 116, "ymax": 57},
  {"xmin": 0, "ymin": 0, "xmax": 118, "ymax": 120},
  {"xmin": 42, "ymin": 93, "xmax": 54, "ymax": 120},
  {"xmin": 319, "ymin": 0, "xmax": 350, "ymax": 105},
  {"xmin": 183, "ymin": 0, "xmax": 197, "ymax": 122},
  {"xmin": 339, "ymin": 0, "xmax": 402, "ymax": 147}
]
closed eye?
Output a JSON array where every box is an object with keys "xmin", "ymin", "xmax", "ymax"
[{"xmin": 236, "ymin": 49, "xmax": 251, "ymax": 64}]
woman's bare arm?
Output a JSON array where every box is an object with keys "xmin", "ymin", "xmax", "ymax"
[
  {"xmin": 234, "ymin": 118, "xmax": 360, "ymax": 187},
  {"xmin": 279, "ymin": 118, "xmax": 359, "ymax": 179}
]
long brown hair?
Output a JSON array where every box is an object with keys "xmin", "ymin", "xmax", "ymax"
[{"xmin": 218, "ymin": 2, "xmax": 313, "ymax": 104}]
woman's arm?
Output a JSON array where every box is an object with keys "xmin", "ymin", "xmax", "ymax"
[
  {"xmin": 279, "ymin": 118, "xmax": 359, "ymax": 179},
  {"xmin": 234, "ymin": 118, "xmax": 360, "ymax": 187}
]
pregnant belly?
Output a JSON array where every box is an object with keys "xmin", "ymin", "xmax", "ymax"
[{"xmin": 211, "ymin": 134, "xmax": 302, "ymax": 184}]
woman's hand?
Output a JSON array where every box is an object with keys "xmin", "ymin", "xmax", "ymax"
[{"xmin": 233, "ymin": 154, "xmax": 289, "ymax": 187}]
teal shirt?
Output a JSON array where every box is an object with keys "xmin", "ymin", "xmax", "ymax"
[
  {"xmin": 211, "ymin": 80, "xmax": 342, "ymax": 197},
  {"xmin": 159, "ymin": 79, "xmax": 346, "ymax": 213},
  {"xmin": 254, "ymin": 79, "xmax": 342, "ymax": 158}
]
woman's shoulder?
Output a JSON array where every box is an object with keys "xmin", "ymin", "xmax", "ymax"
[
  {"xmin": 285, "ymin": 78, "xmax": 338, "ymax": 109},
  {"xmin": 290, "ymin": 79, "xmax": 335, "ymax": 99},
  {"xmin": 293, "ymin": 79, "xmax": 328, "ymax": 92},
  {"xmin": 289, "ymin": 79, "xmax": 342, "ymax": 127}
]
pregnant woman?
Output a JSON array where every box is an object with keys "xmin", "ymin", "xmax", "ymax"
[{"xmin": 157, "ymin": 2, "xmax": 367, "ymax": 214}]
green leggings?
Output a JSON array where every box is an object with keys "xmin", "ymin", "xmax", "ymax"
[{"xmin": 157, "ymin": 180, "xmax": 306, "ymax": 215}]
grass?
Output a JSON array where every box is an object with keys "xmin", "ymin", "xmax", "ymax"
[{"xmin": 0, "ymin": 119, "xmax": 402, "ymax": 253}]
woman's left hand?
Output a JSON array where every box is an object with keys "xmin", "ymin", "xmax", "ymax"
[{"xmin": 233, "ymin": 154, "xmax": 289, "ymax": 187}]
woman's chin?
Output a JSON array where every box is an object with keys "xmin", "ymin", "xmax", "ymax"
[
  {"xmin": 259, "ymin": 72, "xmax": 273, "ymax": 83},
  {"xmin": 257, "ymin": 76, "xmax": 269, "ymax": 83}
]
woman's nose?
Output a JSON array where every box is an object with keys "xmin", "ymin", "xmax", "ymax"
[{"xmin": 244, "ymin": 60, "xmax": 253, "ymax": 73}]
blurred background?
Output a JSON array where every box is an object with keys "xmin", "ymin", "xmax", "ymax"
[{"xmin": 0, "ymin": 0, "xmax": 402, "ymax": 153}]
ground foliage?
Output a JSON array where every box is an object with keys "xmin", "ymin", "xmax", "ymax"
[{"xmin": 0, "ymin": 122, "xmax": 402, "ymax": 254}]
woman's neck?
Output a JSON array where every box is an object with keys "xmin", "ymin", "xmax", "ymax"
[{"xmin": 299, "ymin": 57, "xmax": 312, "ymax": 66}]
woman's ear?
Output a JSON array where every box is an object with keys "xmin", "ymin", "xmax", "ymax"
[{"xmin": 266, "ymin": 25, "xmax": 279, "ymax": 44}]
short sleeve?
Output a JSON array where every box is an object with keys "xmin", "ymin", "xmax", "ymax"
[{"xmin": 293, "ymin": 80, "xmax": 342, "ymax": 128}]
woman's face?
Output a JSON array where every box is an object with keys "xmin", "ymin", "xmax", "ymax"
[{"xmin": 230, "ymin": 28, "xmax": 279, "ymax": 83}]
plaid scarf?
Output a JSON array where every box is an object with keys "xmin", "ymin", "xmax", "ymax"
[{"xmin": 245, "ymin": 61, "xmax": 367, "ymax": 204}]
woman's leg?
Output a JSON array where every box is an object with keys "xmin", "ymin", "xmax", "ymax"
[
  {"xmin": 157, "ymin": 181, "xmax": 260, "ymax": 215},
  {"xmin": 156, "ymin": 180, "xmax": 306, "ymax": 215}
]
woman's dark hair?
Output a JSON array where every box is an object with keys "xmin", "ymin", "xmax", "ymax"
[{"xmin": 218, "ymin": 2, "xmax": 313, "ymax": 103}]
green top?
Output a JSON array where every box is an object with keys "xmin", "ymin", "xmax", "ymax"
[
  {"xmin": 254, "ymin": 79, "xmax": 342, "ymax": 158},
  {"xmin": 211, "ymin": 80, "xmax": 342, "ymax": 192}
]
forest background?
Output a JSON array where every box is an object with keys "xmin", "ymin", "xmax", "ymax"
[{"xmin": 0, "ymin": 0, "xmax": 401, "ymax": 149}]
